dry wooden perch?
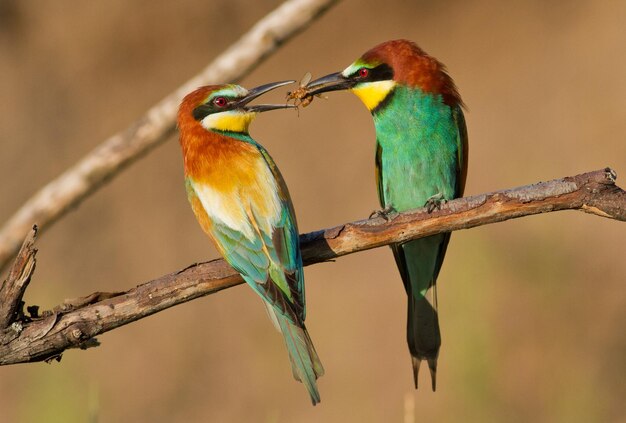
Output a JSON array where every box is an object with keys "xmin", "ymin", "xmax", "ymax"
[{"xmin": 0, "ymin": 168, "xmax": 623, "ymax": 365}]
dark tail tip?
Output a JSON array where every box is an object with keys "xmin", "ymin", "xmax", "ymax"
[
  {"xmin": 411, "ymin": 356, "xmax": 421, "ymax": 389},
  {"xmin": 427, "ymin": 358, "xmax": 438, "ymax": 392},
  {"xmin": 412, "ymin": 356, "xmax": 438, "ymax": 391},
  {"xmin": 310, "ymin": 394, "xmax": 321, "ymax": 406}
]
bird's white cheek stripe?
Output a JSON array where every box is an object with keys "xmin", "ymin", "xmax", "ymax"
[{"xmin": 351, "ymin": 80, "xmax": 396, "ymax": 111}]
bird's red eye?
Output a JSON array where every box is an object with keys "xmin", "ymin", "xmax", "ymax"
[
  {"xmin": 358, "ymin": 68, "xmax": 369, "ymax": 78},
  {"xmin": 213, "ymin": 97, "xmax": 228, "ymax": 107}
]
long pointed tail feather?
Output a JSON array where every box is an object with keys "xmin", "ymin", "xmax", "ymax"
[
  {"xmin": 411, "ymin": 356, "xmax": 438, "ymax": 391},
  {"xmin": 275, "ymin": 313, "xmax": 324, "ymax": 405},
  {"xmin": 407, "ymin": 288, "xmax": 440, "ymax": 391},
  {"xmin": 400, "ymin": 235, "xmax": 447, "ymax": 392}
]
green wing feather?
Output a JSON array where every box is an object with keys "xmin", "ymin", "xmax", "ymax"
[
  {"xmin": 256, "ymin": 144, "xmax": 306, "ymax": 320},
  {"xmin": 186, "ymin": 176, "xmax": 302, "ymax": 324},
  {"xmin": 374, "ymin": 142, "xmax": 385, "ymax": 206},
  {"xmin": 453, "ymin": 104, "xmax": 469, "ymax": 197}
]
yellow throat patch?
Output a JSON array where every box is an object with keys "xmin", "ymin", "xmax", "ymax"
[
  {"xmin": 200, "ymin": 110, "xmax": 256, "ymax": 133},
  {"xmin": 351, "ymin": 80, "xmax": 396, "ymax": 111}
]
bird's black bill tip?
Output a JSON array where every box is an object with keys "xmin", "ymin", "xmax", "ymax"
[
  {"xmin": 304, "ymin": 72, "xmax": 354, "ymax": 96},
  {"xmin": 237, "ymin": 81, "xmax": 296, "ymax": 111},
  {"xmin": 241, "ymin": 80, "xmax": 295, "ymax": 102},
  {"xmin": 246, "ymin": 103, "xmax": 297, "ymax": 113}
]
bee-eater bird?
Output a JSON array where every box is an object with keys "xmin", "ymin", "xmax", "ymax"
[
  {"xmin": 177, "ymin": 81, "xmax": 324, "ymax": 404},
  {"xmin": 303, "ymin": 40, "xmax": 468, "ymax": 391}
]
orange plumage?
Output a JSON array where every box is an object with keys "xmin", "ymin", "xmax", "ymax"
[{"xmin": 178, "ymin": 86, "xmax": 258, "ymax": 187}]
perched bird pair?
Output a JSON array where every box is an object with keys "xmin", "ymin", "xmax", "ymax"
[{"xmin": 176, "ymin": 39, "xmax": 467, "ymax": 404}]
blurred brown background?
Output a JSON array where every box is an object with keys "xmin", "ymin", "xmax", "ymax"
[{"xmin": 1, "ymin": 1, "xmax": 625, "ymax": 422}]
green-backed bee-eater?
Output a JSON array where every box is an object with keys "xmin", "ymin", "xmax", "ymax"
[
  {"xmin": 177, "ymin": 81, "xmax": 324, "ymax": 404},
  {"xmin": 304, "ymin": 40, "xmax": 468, "ymax": 391}
]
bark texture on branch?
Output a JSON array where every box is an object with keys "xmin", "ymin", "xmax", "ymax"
[
  {"xmin": 0, "ymin": 168, "xmax": 623, "ymax": 365},
  {"xmin": 0, "ymin": 226, "xmax": 37, "ymax": 330},
  {"xmin": 0, "ymin": 0, "xmax": 340, "ymax": 273}
]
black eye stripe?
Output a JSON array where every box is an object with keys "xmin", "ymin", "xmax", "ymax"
[
  {"xmin": 192, "ymin": 105, "xmax": 210, "ymax": 121},
  {"xmin": 353, "ymin": 64, "xmax": 394, "ymax": 82},
  {"xmin": 192, "ymin": 96, "xmax": 236, "ymax": 121}
]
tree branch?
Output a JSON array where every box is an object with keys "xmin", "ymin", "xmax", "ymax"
[
  {"xmin": 0, "ymin": 168, "xmax": 623, "ymax": 365},
  {"xmin": 0, "ymin": 0, "xmax": 340, "ymax": 273},
  {"xmin": 0, "ymin": 226, "xmax": 37, "ymax": 330}
]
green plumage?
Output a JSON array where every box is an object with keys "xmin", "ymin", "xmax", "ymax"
[{"xmin": 373, "ymin": 85, "xmax": 467, "ymax": 390}]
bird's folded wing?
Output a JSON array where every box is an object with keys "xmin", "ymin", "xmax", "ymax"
[{"xmin": 187, "ymin": 177, "xmax": 304, "ymax": 323}]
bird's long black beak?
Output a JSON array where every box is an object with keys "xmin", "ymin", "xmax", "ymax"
[
  {"xmin": 304, "ymin": 72, "xmax": 355, "ymax": 96},
  {"xmin": 237, "ymin": 80, "xmax": 296, "ymax": 112}
]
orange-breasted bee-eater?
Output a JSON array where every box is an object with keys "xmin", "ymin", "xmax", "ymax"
[
  {"xmin": 303, "ymin": 40, "xmax": 468, "ymax": 391},
  {"xmin": 177, "ymin": 81, "xmax": 324, "ymax": 404}
]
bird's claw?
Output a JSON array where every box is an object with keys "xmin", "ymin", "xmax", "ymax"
[
  {"xmin": 369, "ymin": 205, "xmax": 398, "ymax": 221},
  {"xmin": 424, "ymin": 193, "xmax": 446, "ymax": 214}
]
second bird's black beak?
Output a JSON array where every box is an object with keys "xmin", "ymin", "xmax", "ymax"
[
  {"xmin": 304, "ymin": 72, "xmax": 355, "ymax": 96},
  {"xmin": 237, "ymin": 80, "xmax": 296, "ymax": 112}
]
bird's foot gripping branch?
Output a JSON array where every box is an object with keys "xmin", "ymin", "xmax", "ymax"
[{"xmin": 0, "ymin": 168, "xmax": 624, "ymax": 366}]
